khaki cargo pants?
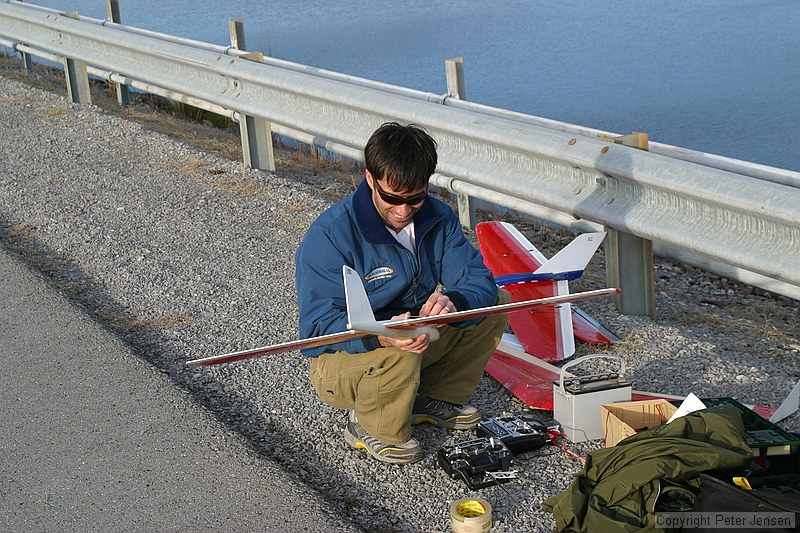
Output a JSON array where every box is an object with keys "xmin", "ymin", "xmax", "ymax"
[{"xmin": 309, "ymin": 289, "xmax": 510, "ymax": 444}]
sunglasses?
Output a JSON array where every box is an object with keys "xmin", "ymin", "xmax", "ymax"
[{"xmin": 372, "ymin": 179, "xmax": 428, "ymax": 206}]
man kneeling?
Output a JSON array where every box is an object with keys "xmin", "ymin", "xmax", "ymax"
[{"xmin": 295, "ymin": 122, "xmax": 508, "ymax": 464}]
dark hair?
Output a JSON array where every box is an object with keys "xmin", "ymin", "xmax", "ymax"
[{"xmin": 364, "ymin": 122, "xmax": 438, "ymax": 192}]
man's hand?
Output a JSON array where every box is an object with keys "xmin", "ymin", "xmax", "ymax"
[
  {"xmin": 419, "ymin": 291, "xmax": 456, "ymax": 318},
  {"xmin": 377, "ymin": 295, "xmax": 456, "ymax": 353},
  {"xmin": 377, "ymin": 312, "xmax": 430, "ymax": 354}
]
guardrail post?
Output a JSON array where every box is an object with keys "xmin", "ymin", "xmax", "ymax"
[
  {"xmin": 16, "ymin": 43, "xmax": 34, "ymax": 74},
  {"xmin": 105, "ymin": 0, "xmax": 130, "ymax": 107},
  {"xmin": 21, "ymin": 47, "xmax": 34, "ymax": 73},
  {"xmin": 60, "ymin": 12, "xmax": 92, "ymax": 105},
  {"xmin": 600, "ymin": 132, "xmax": 656, "ymax": 317},
  {"xmin": 229, "ymin": 18, "xmax": 246, "ymax": 50},
  {"xmin": 230, "ymin": 19, "xmax": 276, "ymax": 172},
  {"xmin": 16, "ymin": 1, "xmax": 34, "ymax": 73},
  {"xmin": 445, "ymin": 57, "xmax": 466, "ymax": 100},
  {"xmin": 445, "ymin": 57, "xmax": 476, "ymax": 230}
]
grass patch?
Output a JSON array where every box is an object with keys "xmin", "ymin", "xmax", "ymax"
[
  {"xmin": 166, "ymin": 157, "xmax": 212, "ymax": 176},
  {"xmin": 35, "ymin": 106, "xmax": 66, "ymax": 117},
  {"xmin": 208, "ymin": 175, "xmax": 261, "ymax": 196}
]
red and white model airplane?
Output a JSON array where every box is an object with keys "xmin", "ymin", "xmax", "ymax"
[
  {"xmin": 187, "ymin": 265, "xmax": 620, "ymax": 367},
  {"xmin": 477, "ymin": 221, "xmax": 618, "ymax": 362},
  {"xmin": 478, "ymin": 222, "xmax": 799, "ymax": 421},
  {"xmin": 476, "ymin": 221, "xmax": 618, "ymax": 409}
]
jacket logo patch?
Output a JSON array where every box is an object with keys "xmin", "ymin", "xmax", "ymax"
[{"xmin": 365, "ymin": 267, "xmax": 394, "ymax": 282}]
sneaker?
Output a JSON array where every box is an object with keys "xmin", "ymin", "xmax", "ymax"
[
  {"xmin": 343, "ymin": 411, "xmax": 424, "ymax": 465},
  {"xmin": 410, "ymin": 394, "xmax": 481, "ymax": 429}
]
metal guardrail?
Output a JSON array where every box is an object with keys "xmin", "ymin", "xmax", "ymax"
[
  {"xmin": 8, "ymin": 2, "xmax": 798, "ymax": 191},
  {"xmin": 1, "ymin": 0, "xmax": 798, "ymax": 304}
]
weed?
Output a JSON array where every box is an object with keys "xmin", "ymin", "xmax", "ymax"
[{"xmin": 341, "ymin": 497, "xmax": 361, "ymax": 509}]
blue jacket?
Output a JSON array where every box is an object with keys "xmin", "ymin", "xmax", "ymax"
[{"xmin": 295, "ymin": 179, "xmax": 498, "ymax": 357}]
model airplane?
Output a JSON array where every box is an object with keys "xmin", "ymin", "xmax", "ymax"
[
  {"xmin": 187, "ymin": 265, "xmax": 620, "ymax": 367},
  {"xmin": 475, "ymin": 222, "xmax": 619, "ymax": 409},
  {"xmin": 489, "ymin": 339, "xmax": 800, "ymax": 423},
  {"xmin": 478, "ymin": 223, "xmax": 800, "ymax": 423},
  {"xmin": 477, "ymin": 221, "xmax": 618, "ymax": 362}
]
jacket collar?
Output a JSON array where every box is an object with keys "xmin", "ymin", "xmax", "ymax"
[{"xmin": 353, "ymin": 178, "xmax": 442, "ymax": 245}]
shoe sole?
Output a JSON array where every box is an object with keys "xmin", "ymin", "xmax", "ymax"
[
  {"xmin": 410, "ymin": 412, "xmax": 481, "ymax": 430},
  {"xmin": 343, "ymin": 427, "xmax": 424, "ymax": 465}
]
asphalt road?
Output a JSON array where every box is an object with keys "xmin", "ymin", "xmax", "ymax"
[{"xmin": 0, "ymin": 248, "xmax": 361, "ymax": 532}]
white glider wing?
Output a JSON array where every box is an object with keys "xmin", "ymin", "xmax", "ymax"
[
  {"xmin": 382, "ymin": 288, "xmax": 620, "ymax": 330},
  {"xmin": 187, "ymin": 265, "xmax": 620, "ymax": 367},
  {"xmin": 188, "ymin": 329, "xmax": 371, "ymax": 366}
]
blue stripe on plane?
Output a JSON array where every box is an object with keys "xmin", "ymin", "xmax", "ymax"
[{"xmin": 494, "ymin": 270, "xmax": 584, "ymax": 286}]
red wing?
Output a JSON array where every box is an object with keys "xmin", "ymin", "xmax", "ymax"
[
  {"xmin": 477, "ymin": 221, "xmax": 568, "ymax": 359},
  {"xmin": 477, "ymin": 221, "xmax": 545, "ymax": 275},
  {"xmin": 486, "ymin": 342, "xmax": 565, "ymax": 410}
]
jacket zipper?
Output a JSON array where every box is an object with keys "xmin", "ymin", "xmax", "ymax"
[{"xmin": 406, "ymin": 246, "xmax": 422, "ymax": 308}]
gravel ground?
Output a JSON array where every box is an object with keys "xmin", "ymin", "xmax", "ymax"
[{"xmin": 1, "ymin": 73, "xmax": 798, "ymax": 532}]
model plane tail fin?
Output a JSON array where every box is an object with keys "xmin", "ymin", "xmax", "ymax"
[
  {"xmin": 536, "ymin": 232, "xmax": 606, "ymax": 275},
  {"xmin": 343, "ymin": 265, "xmax": 376, "ymax": 328}
]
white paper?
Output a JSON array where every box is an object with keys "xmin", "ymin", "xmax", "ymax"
[
  {"xmin": 667, "ymin": 392, "xmax": 707, "ymax": 424},
  {"xmin": 770, "ymin": 380, "xmax": 800, "ymax": 423}
]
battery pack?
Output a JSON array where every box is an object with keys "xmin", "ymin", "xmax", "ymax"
[{"xmin": 553, "ymin": 355, "xmax": 631, "ymax": 442}]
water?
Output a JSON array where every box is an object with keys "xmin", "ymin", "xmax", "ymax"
[{"xmin": 27, "ymin": 0, "xmax": 800, "ymax": 172}]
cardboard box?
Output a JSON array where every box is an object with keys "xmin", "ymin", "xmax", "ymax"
[{"xmin": 601, "ymin": 399, "xmax": 678, "ymax": 447}]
